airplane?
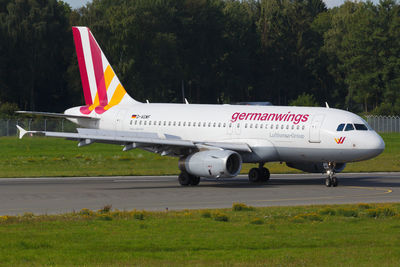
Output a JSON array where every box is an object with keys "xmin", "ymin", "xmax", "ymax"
[{"xmin": 16, "ymin": 26, "xmax": 385, "ymax": 187}]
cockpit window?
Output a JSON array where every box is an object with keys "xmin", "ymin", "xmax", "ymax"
[
  {"xmin": 361, "ymin": 118, "xmax": 373, "ymax": 130},
  {"xmin": 336, "ymin": 124, "xmax": 345, "ymax": 131},
  {"xmin": 345, "ymin": 123, "xmax": 354, "ymax": 131},
  {"xmin": 354, "ymin": 124, "xmax": 368, "ymax": 131}
]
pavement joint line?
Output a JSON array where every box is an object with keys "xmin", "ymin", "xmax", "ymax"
[{"xmin": 0, "ymin": 172, "xmax": 399, "ymax": 182}]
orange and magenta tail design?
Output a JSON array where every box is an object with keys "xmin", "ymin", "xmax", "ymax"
[{"xmin": 72, "ymin": 26, "xmax": 137, "ymax": 114}]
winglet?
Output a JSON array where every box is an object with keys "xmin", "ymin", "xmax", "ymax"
[
  {"xmin": 16, "ymin": 125, "xmax": 27, "ymax": 139},
  {"xmin": 325, "ymin": 102, "xmax": 330, "ymax": 108}
]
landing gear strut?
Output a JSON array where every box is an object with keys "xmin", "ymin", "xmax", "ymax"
[
  {"xmin": 325, "ymin": 162, "xmax": 338, "ymax": 187},
  {"xmin": 178, "ymin": 171, "xmax": 200, "ymax": 186},
  {"xmin": 248, "ymin": 163, "xmax": 270, "ymax": 183}
]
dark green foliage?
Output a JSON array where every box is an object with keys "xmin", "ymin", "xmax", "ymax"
[
  {"xmin": 0, "ymin": 0, "xmax": 399, "ymax": 114},
  {"xmin": 0, "ymin": 102, "xmax": 19, "ymax": 118},
  {"xmin": 200, "ymin": 210, "xmax": 212, "ymax": 218},
  {"xmin": 289, "ymin": 93, "xmax": 319, "ymax": 106},
  {"xmin": 336, "ymin": 208, "xmax": 358, "ymax": 217},
  {"xmin": 213, "ymin": 212, "xmax": 229, "ymax": 222},
  {"xmin": 366, "ymin": 207, "xmax": 396, "ymax": 218},
  {"xmin": 232, "ymin": 202, "xmax": 255, "ymax": 211}
]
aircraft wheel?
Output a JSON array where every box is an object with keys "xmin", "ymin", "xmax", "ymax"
[
  {"xmin": 325, "ymin": 177, "xmax": 332, "ymax": 187},
  {"xmin": 178, "ymin": 172, "xmax": 191, "ymax": 186},
  {"xmin": 190, "ymin": 176, "xmax": 200, "ymax": 186},
  {"xmin": 249, "ymin": 168, "xmax": 261, "ymax": 183},
  {"xmin": 332, "ymin": 177, "xmax": 338, "ymax": 187},
  {"xmin": 261, "ymin": 167, "xmax": 270, "ymax": 181}
]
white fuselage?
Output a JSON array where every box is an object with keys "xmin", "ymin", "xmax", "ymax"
[{"xmin": 66, "ymin": 103, "xmax": 385, "ymax": 164}]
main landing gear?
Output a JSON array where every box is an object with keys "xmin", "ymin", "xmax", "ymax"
[
  {"xmin": 178, "ymin": 171, "xmax": 200, "ymax": 186},
  {"xmin": 248, "ymin": 163, "xmax": 270, "ymax": 183},
  {"xmin": 325, "ymin": 162, "xmax": 338, "ymax": 187}
]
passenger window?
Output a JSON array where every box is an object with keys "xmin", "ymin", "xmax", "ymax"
[
  {"xmin": 281, "ymin": 125, "xmax": 284, "ymax": 129},
  {"xmin": 255, "ymin": 124, "xmax": 258, "ymax": 129},
  {"xmin": 223, "ymin": 123, "xmax": 226, "ymax": 127},
  {"xmin": 130, "ymin": 120, "xmax": 132, "ymax": 125},
  {"xmin": 260, "ymin": 124, "xmax": 263, "ymax": 129},
  {"xmin": 203, "ymin": 122, "xmax": 206, "ymax": 127},
  {"xmin": 229, "ymin": 123, "xmax": 232, "ymax": 128},
  {"xmin": 302, "ymin": 125, "xmax": 305, "ymax": 130},
  {"xmin": 173, "ymin": 121, "xmax": 176, "ymax": 126},
  {"xmin": 237, "ymin": 123, "xmax": 240, "ymax": 128},
  {"xmin": 245, "ymin": 123, "xmax": 248, "ymax": 128},
  {"xmin": 291, "ymin": 125, "xmax": 294, "ymax": 130},
  {"xmin": 134, "ymin": 120, "xmax": 137, "ymax": 125},
  {"xmin": 158, "ymin": 121, "xmax": 161, "ymax": 126},
  {"xmin": 188, "ymin": 122, "xmax": 191, "ymax": 127},
  {"xmin": 183, "ymin": 122, "xmax": 186, "ymax": 126},
  {"xmin": 163, "ymin": 121, "xmax": 166, "ymax": 126},
  {"xmin": 345, "ymin": 124, "xmax": 354, "ymax": 131},
  {"xmin": 218, "ymin": 123, "xmax": 221, "ymax": 127},
  {"xmin": 149, "ymin": 121, "xmax": 152, "ymax": 126},
  {"xmin": 336, "ymin": 123, "xmax": 345, "ymax": 131},
  {"xmin": 178, "ymin": 122, "xmax": 181, "ymax": 126},
  {"xmin": 193, "ymin": 122, "xmax": 196, "ymax": 127},
  {"xmin": 213, "ymin": 122, "xmax": 216, "ymax": 127},
  {"xmin": 354, "ymin": 124, "xmax": 368, "ymax": 131},
  {"xmin": 208, "ymin": 122, "xmax": 211, "ymax": 127},
  {"xmin": 139, "ymin": 121, "xmax": 142, "ymax": 125},
  {"xmin": 297, "ymin": 125, "xmax": 299, "ymax": 130},
  {"xmin": 198, "ymin": 122, "xmax": 201, "ymax": 127},
  {"xmin": 286, "ymin": 125, "xmax": 289, "ymax": 129},
  {"xmin": 144, "ymin": 121, "xmax": 147, "ymax": 126},
  {"xmin": 168, "ymin": 121, "xmax": 171, "ymax": 126},
  {"xmin": 276, "ymin": 125, "xmax": 279, "ymax": 129},
  {"xmin": 250, "ymin": 124, "xmax": 253, "ymax": 128}
]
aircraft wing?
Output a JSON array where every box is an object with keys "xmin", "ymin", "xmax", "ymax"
[{"xmin": 16, "ymin": 126, "xmax": 252, "ymax": 153}]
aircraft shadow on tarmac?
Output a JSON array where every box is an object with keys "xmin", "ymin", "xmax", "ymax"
[{"xmin": 103, "ymin": 174, "xmax": 400, "ymax": 190}]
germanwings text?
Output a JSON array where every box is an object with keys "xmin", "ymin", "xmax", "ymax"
[{"xmin": 231, "ymin": 112, "xmax": 309, "ymax": 124}]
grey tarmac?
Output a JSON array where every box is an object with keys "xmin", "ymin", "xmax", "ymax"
[{"xmin": 0, "ymin": 172, "xmax": 399, "ymax": 215}]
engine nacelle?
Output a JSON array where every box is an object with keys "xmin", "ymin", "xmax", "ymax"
[
  {"xmin": 286, "ymin": 162, "xmax": 346, "ymax": 173},
  {"xmin": 179, "ymin": 150, "xmax": 242, "ymax": 178}
]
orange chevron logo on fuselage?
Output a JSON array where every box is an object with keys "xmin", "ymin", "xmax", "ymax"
[{"xmin": 334, "ymin": 137, "xmax": 346, "ymax": 144}]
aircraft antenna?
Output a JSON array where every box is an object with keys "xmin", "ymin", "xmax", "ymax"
[{"xmin": 181, "ymin": 80, "xmax": 185, "ymax": 103}]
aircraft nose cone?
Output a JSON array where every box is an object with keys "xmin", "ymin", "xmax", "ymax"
[{"xmin": 369, "ymin": 133, "xmax": 385, "ymax": 157}]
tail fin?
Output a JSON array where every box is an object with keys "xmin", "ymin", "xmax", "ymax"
[{"xmin": 72, "ymin": 26, "xmax": 139, "ymax": 114}]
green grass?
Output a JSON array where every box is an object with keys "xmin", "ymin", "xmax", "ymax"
[
  {"xmin": 0, "ymin": 133, "xmax": 399, "ymax": 177},
  {"xmin": 1, "ymin": 203, "xmax": 400, "ymax": 266}
]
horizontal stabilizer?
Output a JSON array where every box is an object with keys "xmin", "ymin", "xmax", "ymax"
[
  {"xmin": 16, "ymin": 125, "xmax": 43, "ymax": 139},
  {"xmin": 16, "ymin": 111, "xmax": 99, "ymax": 120}
]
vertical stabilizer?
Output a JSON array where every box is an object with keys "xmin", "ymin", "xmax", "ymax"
[{"xmin": 72, "ymin": 26, "xmax": 139, "ymax": 115}]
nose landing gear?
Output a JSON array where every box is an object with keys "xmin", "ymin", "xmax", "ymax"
[{"xmin": 325, "ymin": 162, "xmax": 338, "ymax": 187}]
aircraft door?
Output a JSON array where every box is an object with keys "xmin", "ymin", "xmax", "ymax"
[{"xmin": 309, "ymin": 114, "xmax": 325, "ymax": 143}]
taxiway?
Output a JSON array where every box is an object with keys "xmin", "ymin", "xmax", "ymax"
[{"xmin": 0, "ymin": 172, "xmax": 399, "ymax": 215}]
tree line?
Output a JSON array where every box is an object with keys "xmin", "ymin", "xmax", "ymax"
[{"xmin": 0, "ymin": 0, "xmax": 399, "ymax": 116}]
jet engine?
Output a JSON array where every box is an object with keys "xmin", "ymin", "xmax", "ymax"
[
  {"xmin": 179, "ymin": 150, "xmax": 242, "ymax": 178},
  {"xmin": 286, "ymin": 162, "xmax": 346, "ymax": 173}
]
